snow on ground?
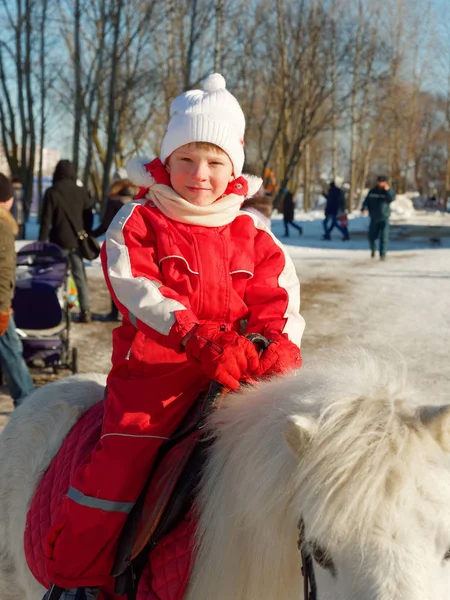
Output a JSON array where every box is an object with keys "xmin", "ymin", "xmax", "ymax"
[
  {"xmin": 277, "ymin": 207, "xmax": 450, "ymax": 404},
  {"xmin": 1, "ymin": 209, "xmax": 450, "ymax": 425}
]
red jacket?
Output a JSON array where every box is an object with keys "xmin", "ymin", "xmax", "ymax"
[{"xmin": 102, "ymin": 200, "xmax": 305, "ymax": 377}]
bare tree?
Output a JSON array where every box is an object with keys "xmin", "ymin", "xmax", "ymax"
[
  {"xmin": 348, "ymin": 1, "xmax": 363, "ymax": 211},
  {"xmin": 0, "ymin": 0, "xmax": 49, "ymax": 217},
  {"xmin": 37, "ymin": 0, "xmax": 49, "ymax": 208},
  {"xmin": 72, "ymin": 0, "xmax": 82, "ymax": 175},
  {"xmin": 214, "ymin": 0, "xmax": 224, "ymax": 72}
]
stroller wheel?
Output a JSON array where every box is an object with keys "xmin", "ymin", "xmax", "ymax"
[{"xmin": 72, "ymin": 347, "xmax": 78, "ymax": 374}]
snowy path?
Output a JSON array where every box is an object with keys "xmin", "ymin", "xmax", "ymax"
[{"xmin": 295, "ymin": 246, "xmax": 450, "ymax": 404}]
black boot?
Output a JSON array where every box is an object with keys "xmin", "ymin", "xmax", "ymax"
[
  {"xmin": 43, "ymin": 586, "xmax": 100, "ymax": 600},
  {"xmin": 79, "ymin": 309, "xmax": 92, "ymax": 323}
]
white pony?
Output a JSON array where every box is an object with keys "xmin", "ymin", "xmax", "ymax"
[{"xmin": 0, "ymin": 349, "xmax": 449, "ymax": 600}]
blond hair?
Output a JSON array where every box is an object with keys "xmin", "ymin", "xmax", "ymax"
[{"xmin": 186, "ymin": 141, "xmax": 228, "ymax": 154}]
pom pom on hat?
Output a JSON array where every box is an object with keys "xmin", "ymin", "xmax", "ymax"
[
  {"xmin": 160, "ymin": 73, "xmax": 246, "ymax": 176},
  {"xmin": 203, "ymin": 73, "xmax": 226, "ymax": 92}
]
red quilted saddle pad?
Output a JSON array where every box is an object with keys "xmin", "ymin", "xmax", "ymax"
[
  {"xmin": 24, "ymin": 401, "xmax": 195, "ymax": 600},
  {"xmin": 138, "ymin": 514, "xmax": 196, "ymax": 600},
  {"xmin": 24, "ymin": 401, "xmax": 105, "ymax": 589}
]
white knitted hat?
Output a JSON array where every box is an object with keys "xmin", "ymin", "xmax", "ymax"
[{"xmin": 160, "ymin": 73, "xmax": 246, "ymax": 177}]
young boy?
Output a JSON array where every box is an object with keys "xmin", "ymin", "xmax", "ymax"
[{"xmin": 45, "ymin": 73, "xmax": 305, "ymax": 589}]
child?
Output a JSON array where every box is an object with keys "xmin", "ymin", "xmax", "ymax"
[{"xmin": 44, "ymin": 73, "xmax": 305, "ymax": 590}]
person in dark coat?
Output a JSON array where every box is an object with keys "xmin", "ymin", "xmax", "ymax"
[
  {"xmin": 281, "ymin": 187, "xmax": 303, "ymax": 237},
  {"xmin": 92, "ymin": 178, "xmax": 137, "ymax": 321},
  {"xmin": 322, "ymin": 181, "xmax": 349, "ymax": 241},
  {"xmin": 362, "ymin": 175, "xmax": 396, "ymax": 261},
  {"xmin": 39, "ymin": 160, "xmax": 94, "ymax": 322},
  {"xmin": 0, "ymin": 174, "xmax": 34, "ymax": 406},
  {"xmin": 11, "ymin": 178, "xmax": 25, "ymax": 239}
]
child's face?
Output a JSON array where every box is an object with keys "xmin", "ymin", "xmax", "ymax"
[{"xmin": 167, "ymin": 144, "xmax": 234, "ymax": 206}]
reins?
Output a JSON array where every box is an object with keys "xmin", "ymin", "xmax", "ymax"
[{"xmin": 298, "ymin": 518, "xmax": 317, "ymax": 600}]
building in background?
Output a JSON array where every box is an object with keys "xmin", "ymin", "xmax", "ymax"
[{"xmin": 0, "ymin": 145, "xmax": 60, "ymax": 178}]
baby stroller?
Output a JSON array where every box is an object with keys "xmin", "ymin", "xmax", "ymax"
[{"xmin": 12, "ymin": 241, "xmax": 78, "ymax": 374}]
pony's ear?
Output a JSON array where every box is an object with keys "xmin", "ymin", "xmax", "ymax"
[
  {"xmin": 419, "ymin": 405, "xmax": 450, "ymax": 452},
  {"xmin": 285, "ymin": 415, "xmax": 317, "ymax": 459}
]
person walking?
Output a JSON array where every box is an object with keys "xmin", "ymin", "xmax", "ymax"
[
  {"xmin": 322, "ymin": 181, "xmax": 349, "ymax": 241},
  {"xmin": 39, "ymin": 160, "xmax": 94, "ymax": 322},
  {"xmin": 362, "ymin": 175, "xmax": 396, "ymax": 261},
  {"xmin": 282, "ymin": 187, "xmax": 303, "ymax": 237},
  {"xmin": 91, "ymin": 177, "xmax": 137, "ymax": 321},
  {"xmin": 0, "ymin": 173, "xmax": 34, "ymax": 407},
  {"xmin": 11, "ymin": 178, "xmax": 26, "ymax": 239}
]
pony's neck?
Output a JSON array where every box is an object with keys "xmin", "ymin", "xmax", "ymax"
[{"xmin": 185, "ymin": 382, "xmax": 305, "ymax": 599}]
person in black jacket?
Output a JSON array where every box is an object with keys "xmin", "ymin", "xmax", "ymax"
[
  {"xmin": 322, "ymin": 181, "xmax": 349, "ymax": 241},
  {"xmin": 281, "ymin": 187, "xmax": 303, "ymax": 237},
  {"xmin": 39, "ymin": 160, "xmax": 94, "ymax": 322},
  {"xmin": 92, "ymin": 178, "xmax": 136, "ymax": 321},
  {"xmin": 361, "ymin": 175, "xmax": 396, "ymax": 260}
]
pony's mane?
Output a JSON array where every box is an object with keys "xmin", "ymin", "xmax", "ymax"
[
  {"xmin": 186, "ymin": 348, "xmax": 448, "ymax": 600},
  {"xmin": 293, "ymin": 348, "xmax": 448, "ymax": 549}
]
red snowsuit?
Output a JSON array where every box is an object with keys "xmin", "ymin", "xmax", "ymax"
[{"xmin": 44, "ymin": 163, "xmax": 305, "ymax": 589}]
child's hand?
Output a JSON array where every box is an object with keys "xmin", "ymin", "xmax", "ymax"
[
  {"xmin": 185, "ymin": 324, "xmax": 260, "ymax": 391},
  {"xmin": 254, "ymin": 336, "xmax": 302, "ymax": 377}
]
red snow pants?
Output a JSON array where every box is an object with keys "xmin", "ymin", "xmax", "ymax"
[{"xmin": 44, "ymin": 360, "xmax": 208, "ymax": 589}]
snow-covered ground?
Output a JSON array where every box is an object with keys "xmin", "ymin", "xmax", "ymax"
[
  {"xmin": 1, "ymin": 209, "xmax": 449, "ymax": 425},
  {"xmin": 275, "ymin": 207, "xmax": 450, "ymax": 404}
]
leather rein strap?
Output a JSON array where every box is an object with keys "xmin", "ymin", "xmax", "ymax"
[{"xmin": 298, "ymin": 518, "xmax": 317, "ymax": 600}]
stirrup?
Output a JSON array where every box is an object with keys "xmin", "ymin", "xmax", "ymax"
[
  {"xmin": 43, "ymin": 585, "xmax": 100, "ymax": 600},
  {"xmin": 43, "ymin": 584, "xmax": 64, "ymax": 600}
]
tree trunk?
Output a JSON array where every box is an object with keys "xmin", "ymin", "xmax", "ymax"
[
  {"xmin": 214, "ymin": 0, "xmax": 224, "ymax": 72},
  {"xmin": 82, "ymin": 0, "xmax": 107, "ymax": 188},
  {"xmin": 23, "ymin": 0, "xmax": 36, "ymax": 219},
  {"xmin": 303, "ymin": 141, "xmax": 311, "ymax": 212},
  {"xmin": 101, "ymin": 0, "xmax": 124, "ymax": 207},
  {"xmin": 0, "ymin": 47, "xmax": 19, "ymax": 175},
  {"xmin": 72, "ymin": 0, "xmax": 82, "ymax": 176},
  {"xmin": 37, "ymin": 0, "xmax": 49, "ymax": 220},
  {"xmin": 165, "ymin": 0, "xmax": 176, "ymax": 116},
  {"xmin": 330, "ymin": 0, "xmax": 338, "ymax": 180},
  {"xmin": 184, "ymin": 0, "xmax": 199, "ymax": 88},
  {"xmin": 348, "ymin": 1, "xmax": 363, "ymax": 212},
  {"xmin": 445, "ymin": 57, "xmax": 450, "ymax": 209}
]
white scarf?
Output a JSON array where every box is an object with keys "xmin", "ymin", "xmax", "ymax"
[
  {"xmin": 127, "ymin": 157, "xmax": 263, "ymax": 227},
  {"xmin": 146, "ymin": 184, "xmax": 248, "ymax": 227}
]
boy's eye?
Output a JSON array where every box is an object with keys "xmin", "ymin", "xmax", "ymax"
[
  {"xmin": 210, "ymin": 161, "xmax": 223, "ymax": 166},
  {"xmin": 181, "ymin": 157, "xmax": 192, "ymax": 162}
]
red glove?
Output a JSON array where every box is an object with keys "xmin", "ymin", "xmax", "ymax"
[
  {"xmin": 0, "ymin": 309, "xmax": 11, "ymax": 336},
  {"xmin": 185, "ymin": 324, "xmax": 260, "ymax": 391},
  {"xmin": 254, "ymin": 335, "xmax": 302, "ymax": 377}
]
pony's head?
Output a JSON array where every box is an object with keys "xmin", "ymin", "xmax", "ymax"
[{"xmin": 286, "ymin": 349, "xmax": 450, "ymax": 599}]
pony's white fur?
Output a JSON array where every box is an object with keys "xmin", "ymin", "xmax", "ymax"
[
  {"xmin": 0, "ymin": 350, "xmax": 450, "ymax": 600},
  {"xmin": 0, "ymin": 375, "xmax": 105, "ymax": 599}
]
